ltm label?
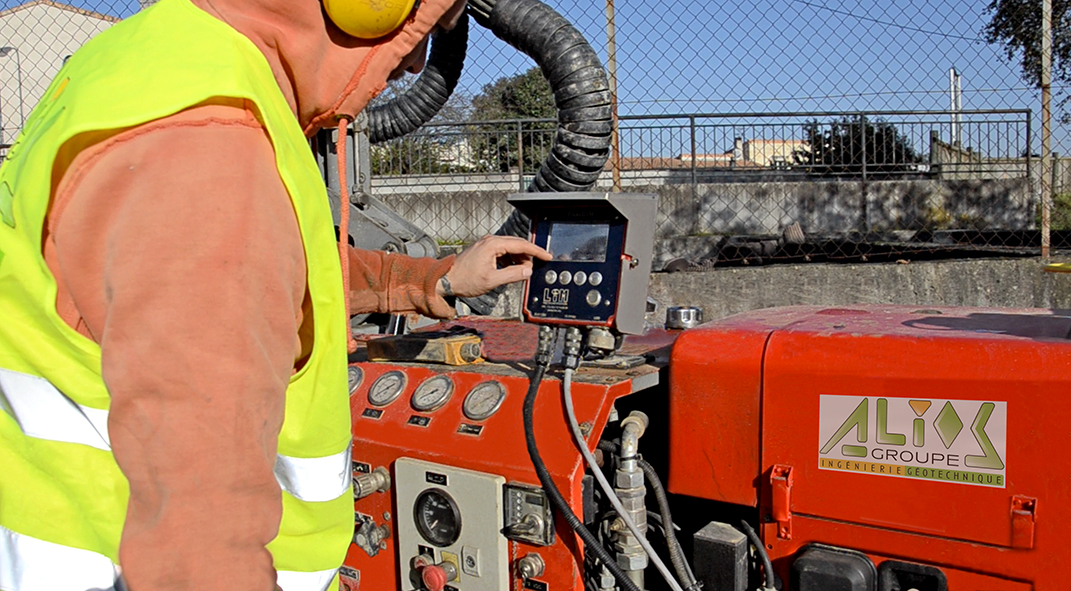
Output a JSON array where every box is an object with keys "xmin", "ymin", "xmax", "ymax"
[{"xmin": 818, "ymin": 395, "xmax": 1007, "ymax": 488}]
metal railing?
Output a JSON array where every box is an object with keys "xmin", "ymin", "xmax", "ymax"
[
  {"xmin": 369, "ymin": 110, "xmax": 1041, "ymax": 260},
  {"xmin": 371, "ymin": 110, "xmax": 1032, "ymax": 186}
]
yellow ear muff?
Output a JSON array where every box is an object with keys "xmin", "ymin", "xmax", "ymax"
[{"xmin": 323, "ymin": 0, "xmax": 420, "ymax": 39}]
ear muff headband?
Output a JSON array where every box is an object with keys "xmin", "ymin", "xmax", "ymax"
[{"xmin": 323, "ymin": 0, "xmax": 420, "ymax": 39}]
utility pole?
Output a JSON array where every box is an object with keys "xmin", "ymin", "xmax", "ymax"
[
  {"xmin": 1042, "ymin": 0, "xmax": 1053, "ymax": 258},
  {"xmin": 605, "ymin": 0, "xmax": 621, "ymax": 191}
]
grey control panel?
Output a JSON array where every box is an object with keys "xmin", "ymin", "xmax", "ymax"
[{"xmin": 394, "ymin": 458, "xmax": 508, "ymax": 591}]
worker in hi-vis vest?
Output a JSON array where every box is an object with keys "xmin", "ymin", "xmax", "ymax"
[{"xmin": 0, "ymin": 0, "xmax": 549, "ymax": 589}]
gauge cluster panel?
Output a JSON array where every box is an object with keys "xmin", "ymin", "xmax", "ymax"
[{"xmin": 394, "ymin": 458, "xmax": 508, "ymax": 591}]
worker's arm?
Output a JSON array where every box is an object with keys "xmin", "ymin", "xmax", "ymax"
[
  {"xmin": 46, "ymin": 104, "xmax": 304, "ymax": 591},
  {"xmin": 346, "ymin": 236, "xmax": 550, "ymax": 318}
]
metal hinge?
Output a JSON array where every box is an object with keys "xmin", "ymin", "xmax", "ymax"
[
  {"xmin": 770, "ymin": 464, "xmax": 793, "ymax": 540},
  {"xmin": 1011, "ymin": 495, "xmax": 1037, "ymax": 549}
]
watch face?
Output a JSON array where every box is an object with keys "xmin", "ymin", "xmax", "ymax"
[
  {"xmin": 413, "ymin": 488, "xmax": 462, "ymax": 547},
  {"xmin": 368, "ymin": 371, "xmax": 406, "ymax": 407}
]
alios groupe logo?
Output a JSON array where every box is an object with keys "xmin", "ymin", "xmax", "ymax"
[{"xmin": 818, "ymin": 395, "xmax": 1007, "ymax": 488}]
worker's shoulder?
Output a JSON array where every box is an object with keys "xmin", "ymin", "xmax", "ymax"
[{"xmin": 150, "ymin": 99, "xmax": 264, "ymax": 131}]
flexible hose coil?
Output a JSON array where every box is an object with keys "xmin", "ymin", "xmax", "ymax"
[{"xmin": 367, "ymin": 13, "xmax": 469, "ymax": 144}]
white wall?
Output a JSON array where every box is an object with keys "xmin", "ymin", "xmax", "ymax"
[{"xmin": 0, "ymin": 2, "xmax": 115, "ymax": 144}]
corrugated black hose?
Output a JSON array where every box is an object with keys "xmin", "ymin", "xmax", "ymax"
[
  {"xmin": 367, "ymin": 12, "xmax": 469, "ymax": 144},
  {"xmin": 637, "ymin": 458, "xmax": 701, "ymax": 591},
  {"xmin": 461, "ymin": 0, "xmax": 613, "ymax": 314}
]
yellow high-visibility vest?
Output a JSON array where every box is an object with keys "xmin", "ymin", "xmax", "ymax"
[{"xmin": 0, "ymin": 0, "xmax": 353, "ymax": 589}]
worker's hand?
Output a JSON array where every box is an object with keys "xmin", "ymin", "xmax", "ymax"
[{"xmin": 441, "ymin": 235, "xmax": 551, "ymax": 298}]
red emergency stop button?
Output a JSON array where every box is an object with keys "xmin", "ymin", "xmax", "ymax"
[{"xmin": 421, "ymin": 564, "xmax": 449, "ymax": 591}]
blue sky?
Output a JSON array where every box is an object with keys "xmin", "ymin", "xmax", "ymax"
[{"xmin": 7, "ymin": 0, "xmax": 1060, "ymax": 153}]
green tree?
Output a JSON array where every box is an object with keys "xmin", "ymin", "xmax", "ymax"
[
  {"xmin": 467, "ymin": 67, "xmax": 556, "ymax": 173},
  {"xmin": 793, "ymin": 116, "xmax": 923, "ymax": 177},
  {"xmin": 985, "ymin": 0, "xmax": 1071, "ymax": 119}
]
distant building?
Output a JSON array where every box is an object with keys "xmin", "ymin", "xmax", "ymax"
[
  {"xmin": 0, "ymin": 1, "xmax": 117, "ymax": 143},
  {"xmin": 742, "ymin": 139, "xmax": 808, "ymax": 168}
]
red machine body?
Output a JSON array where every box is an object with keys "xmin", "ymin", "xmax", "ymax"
[{"xmin": 668, "ymin": 305, "xmax": 1071, "ymax": 590}]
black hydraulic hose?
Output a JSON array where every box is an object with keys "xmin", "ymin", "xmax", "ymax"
[
  {"xmin": 638, "ymin": 458, "xmax": 700, "ymax": 591},
  {"xmin": 523, "ymin": 365, "xmax": 641, "ymax": 591},
  {"xmin": 367, "ymin": 13, "xmax": 469, "ymax": 144},
  {"xmin": 739, "ymin": 519, "xmax": 775, "ymax": 591},
  {"xmin": 461, "ymin": 0, "xmax": 613, "ymax": 314}
]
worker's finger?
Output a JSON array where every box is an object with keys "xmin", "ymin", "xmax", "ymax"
[
  {"xmin": 487, "ymin": 236, "xmax": 552, "ymax": 260},
  {"xmin": 488, "ymin": 261, "xmax": 535, "ymax": 286}
]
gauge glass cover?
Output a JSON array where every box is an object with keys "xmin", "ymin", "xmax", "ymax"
[
  {"xmin": 347, "ymin": 366, "xmax": 364, "ymax": 395},
  {"xmin": 413, "ymin": 488, "xmax": 462, "ymax": 547},
  {"xmin": 367, "ymin": 370, "xmax": 406, "ymax": 407},
  {"xmin": 411, "ymin": 375, "xmax": 454, "ymax": 412},
  {"xmin": 463, "ymin": 381, "xmax": 507, "ymax": 421}
]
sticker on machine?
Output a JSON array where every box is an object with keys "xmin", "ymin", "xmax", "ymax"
[{"xmin": 818, "ymin": 395, "xmax": 1006, "ymax": 488}]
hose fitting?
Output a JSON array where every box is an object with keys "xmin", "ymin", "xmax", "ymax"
[
  {"xmin": 562, "ymin": 326, "xmax": 583, "ymax": 370},
  {"xmin": 535, "ymin": 325, "xmax": 556, "ymax": 368}
]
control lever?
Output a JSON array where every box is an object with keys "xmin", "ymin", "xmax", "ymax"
[{"xmin": 504, "ymin": 513, "xmax": 544, "ymax": 537}]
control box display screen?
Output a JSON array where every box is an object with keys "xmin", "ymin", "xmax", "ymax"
[{"xmin": 549, "ymin": 222, "xmax": 610, "ymax": 263}]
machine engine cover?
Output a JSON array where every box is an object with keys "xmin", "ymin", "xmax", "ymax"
[{"xmin": 667, "ymin": 305, "xmax": 1071, "ymax": 590}]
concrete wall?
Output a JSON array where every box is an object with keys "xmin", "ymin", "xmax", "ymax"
[
  {"xmin": 646, "ymin": 257, "xmax": 1071, "ymax": 322},
  {"xmin": 379, "ymin": 176, "xmax": 1035, "ymax": 246}
]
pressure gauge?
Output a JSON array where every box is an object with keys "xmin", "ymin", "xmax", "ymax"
[
  {"xmin": 463, "ymin": 381, "xmax": 507, "ymax": 421},
  {"xmin": 367, "ymin": 370, "xmax": 406, "ymax": 407},
  {"xmin": 347, "ymin": 366, "xmax": 364, "ymax": 395},
  {"xmin": 413, "ymin": 488, "xmax": 462, "ymax": 547},
  {"xmin": 411, "ymin": 375, "xmax": 454, "ymax": 412}
]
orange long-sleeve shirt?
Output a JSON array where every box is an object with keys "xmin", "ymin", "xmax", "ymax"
[{"xmin": 42, "ymin": 101, "xmax": 455, "ymax": 591}]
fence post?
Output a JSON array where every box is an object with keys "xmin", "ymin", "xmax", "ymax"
[
  {"xmin": 1053, "ymin": 152, "xmax": 1061, "ymax": 231},
  {"xmin": 516, "ymin": 121, "xmax": 525, "ymax": 192},
  {"xmin": 690, "ymin": 115, "xmax": 698, "ymax": 235},
  {"xmin": 860, "ymin": 114, "xmax": 869, "ymax": 233},
  {"xmin": 1042, "ymin": 0, "xmax": 1053, "ymax": 258}
]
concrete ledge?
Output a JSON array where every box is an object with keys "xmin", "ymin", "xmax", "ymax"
[{"xmin": 646, "ymin": 257, "xmax": 1071, "ymax": 321}]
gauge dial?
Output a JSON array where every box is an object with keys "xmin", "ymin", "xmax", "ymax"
[
  {"xmin": 347, "ymin": 366, "xmax": 364, "ymax": 395},
  {"xmin": 367, "ymin": 370, "xmax": 406, "ymax": 407},
  {"xmin": 411, "ymin": 375, "xmax": 454, "ymax": 412},
  {"xmin": 463, "ymin": 381, "xmax": 507, "ymax": 421},
  {"xmin": 413, "ymin": 488, "xmax": 462, "ymax": 547}
]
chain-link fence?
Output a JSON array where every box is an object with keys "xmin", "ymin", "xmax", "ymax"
[{"xmin": 1, "ymin": 0, "xmax": 1065, "ymax": 266}]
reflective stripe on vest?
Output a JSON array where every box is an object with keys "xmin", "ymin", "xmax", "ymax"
[
  {"xmin": 274, "ymin": 441, "xmax": 352, "ymax": 502},
  {"xmin": 0, "ymin": 367, "xmax": 110, "ymax": 450},
  {"xmin": 1, "ymin": 524, "xmax": 337, "ymax": 591},
  {"xmin": 275, "ymin": 568, "xmax": 339, "ymax": 591},
  {"xmin": 0, "ymin": 523, "xmax": 120, "ymax": 591},
  {"xmin": 0, "ymin": 366, "xmax": 351, "ymax": 503}
]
